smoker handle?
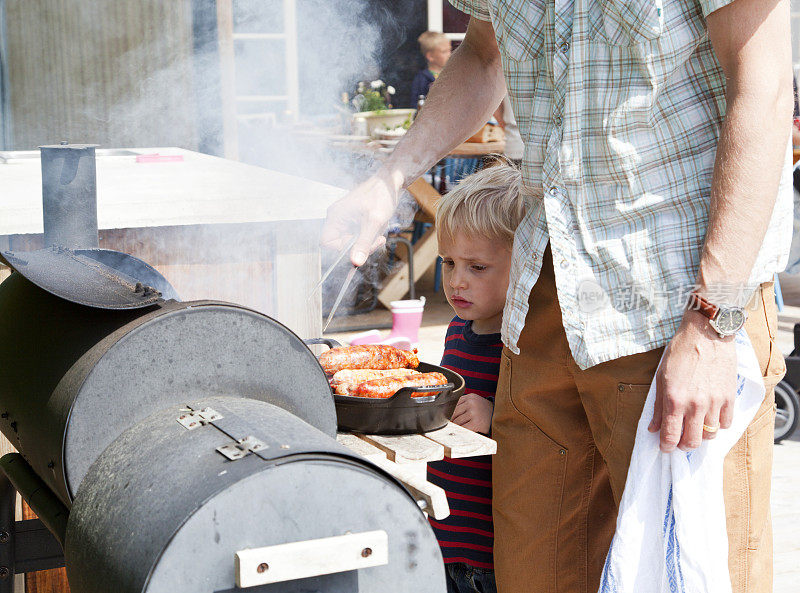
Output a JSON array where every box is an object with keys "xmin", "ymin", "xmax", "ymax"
[
  {"xmin": 303, "ymin": 338, "xmax": 343, "ymax": 350},
  {"xmin": 0, "ymin": 454, "xmax": 68, "ymax": 547},
  {"xmin": 388, "ymin": 382, "xmax": 455, "ymax": 404}
]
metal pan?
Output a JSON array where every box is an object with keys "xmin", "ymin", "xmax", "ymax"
[{"xmin": 307, "ymin": 340, "xmax": 466, "ymax": 435}]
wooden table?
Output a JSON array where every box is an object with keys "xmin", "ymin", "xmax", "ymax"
[
  {"xmin": 0, "ymin": 147, "xmax": 344, "ymax": 339},
  {"xmin": 337, "ymin": 423, "xmax": 497, "ymax": 520}
]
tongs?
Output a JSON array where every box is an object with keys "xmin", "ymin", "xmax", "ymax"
[{"xmin": 311, "ymin": 237, "xmax": 358, "ymax": 333}]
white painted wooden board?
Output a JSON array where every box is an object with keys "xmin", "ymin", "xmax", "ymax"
[
  {"xmin": 235, "ymin": 530, "xmax": 388, "ymax": 587},
  {"xmin": 368, "ymin": 457, "xmax": 450, "ymax": 520},
  {"xmin": 357, "ymin": 433, "xmax": 444, "ymax": 464},
  {"xmin": 335, "ymin": 433, "xmax": 386, "ymax": 462},
  {"xmin": 336, "ymin": 423, "xmax": 497, "ymax": 521},
  {"xmin": 337, "ymin": 433, "xmax": 449, "ymax": 519},
  {"xmin": 423, "ymin": 422, "xmax": 497, "ymax": 458}
]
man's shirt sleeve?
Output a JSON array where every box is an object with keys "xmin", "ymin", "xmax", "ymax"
[
  {"xmin": 448, "ymin": 0, "xmax": 491, "ymax": 22},
  {"xmin": 696, "ymin": 0, "xmax": 735, "ymax": 19}
]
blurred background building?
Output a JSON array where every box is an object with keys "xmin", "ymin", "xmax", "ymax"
[
  {"xmin": 0, "ymin": 1, "xmax": 433, "ymax": 163},
  {"xmin": 0, "ymin": 0, "xmax": 795, "ymax": 174}
]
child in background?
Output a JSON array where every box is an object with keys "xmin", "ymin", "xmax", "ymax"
[
  {"xmin": 410, "ymin": 31, "xmax": 452, "ymax": 107},
  {"xmin": 427, "ymin": 158, "xmax": 528, "ymax": 593}
]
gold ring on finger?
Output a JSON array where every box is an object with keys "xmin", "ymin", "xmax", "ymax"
[{"xmin": 702, "ymin": 423, "xmax": 719, "ymax": 434}]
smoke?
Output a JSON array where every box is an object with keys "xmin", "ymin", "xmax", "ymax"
[
  {"xmin": 231, "ymin": 0, "xmax": 403, "ymax": 186},
  {"xmin": 2, "ymin": 0, "xmax": 424, "ymax": 337}
]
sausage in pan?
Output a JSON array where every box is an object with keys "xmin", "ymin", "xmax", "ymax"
[
  {"xmin": 319, "ymin": 345, "xmax": 420, "ymax": 375},
  {"xmin": 332, "ymin": 369, "xmax": 421, "ymax": 395},
  {"xmin": 349, "ymin": 372, "xmax": 448, "ymax": 398}
]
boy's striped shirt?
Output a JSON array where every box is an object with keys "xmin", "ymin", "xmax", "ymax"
[{"xmin": 427, "ymin": 316, "xmax": 502, "ymax": 570}]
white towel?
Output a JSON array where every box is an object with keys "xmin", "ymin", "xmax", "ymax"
[{"xmin": 599, "ymin": 331, "xmax": 765, "ymax": 593}]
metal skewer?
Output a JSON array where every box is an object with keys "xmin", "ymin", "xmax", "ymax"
[
  {"xmin": 323, "ymin": 266, "xmax": 357, "ymax": 333},
  {"xmin": 310, "ymin": 236, "xmax": 357, "ymax": 298}
]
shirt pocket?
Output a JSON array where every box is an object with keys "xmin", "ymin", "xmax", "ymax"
[
  {"xmin": 591, "ymin": 0, "xmax": 664, "ymax": 46},
  {"xmin": 489, "ymin": 0, "xmax": 546, "ymax": 62}
]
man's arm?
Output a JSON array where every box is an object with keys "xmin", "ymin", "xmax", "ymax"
[
  {"xmin": 650, "ymin": 0, "xmax": 793, "ymax": 451},
  {"xmin": 321, "ymin": 17, "xmax": 506, "ymax": 266}
]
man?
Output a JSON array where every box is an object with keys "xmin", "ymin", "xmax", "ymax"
[{"xmin": 322, "ymin": 0, "xmax": 792, "ymax": 591}]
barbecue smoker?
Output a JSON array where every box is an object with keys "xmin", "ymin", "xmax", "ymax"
[{"xmin": 0, "ymin": 144, "xmax": 445, "ymax": 592}]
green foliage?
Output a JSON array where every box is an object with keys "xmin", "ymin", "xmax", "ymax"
[
  {"xmin": 360, "ymin": 90, "xmax": 388, "ymax": 112},
  {"xmin": 351, "ymin": 79, "xmax": 396, "ymax": 113}
]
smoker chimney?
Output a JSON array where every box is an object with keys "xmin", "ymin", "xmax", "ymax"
[{"xmin": 40, "ymin": 142, "xmax": 99, "ymax": 249}]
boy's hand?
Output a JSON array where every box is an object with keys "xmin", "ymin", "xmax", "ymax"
[{"xmin": 451, "ymin": 393, "xmax": 494, "ymax": 435}]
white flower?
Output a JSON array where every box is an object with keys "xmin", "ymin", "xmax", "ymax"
[
  {"xmin": 387, "ymin": 86, "xmax": 396, "ymax": 95},
  {"xmin": 357, "ymin": 81, "xmax": 366, "ymax": 92},
  {"xmin": 371, "ymin": 79, "xmax": 384, "ymax": 89}
]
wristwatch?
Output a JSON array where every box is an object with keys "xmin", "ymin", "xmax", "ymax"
[{"xmin": 687, "ymin": 292, "xmax": 746, "ymax": 338}]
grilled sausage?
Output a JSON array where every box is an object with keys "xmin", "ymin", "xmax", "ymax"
[
  {"xmin": 332, "ymin": 369, "xmax": 421, "ymax": 395},
  {"xmin": 350, "ymin": 372, "xmax": 448, "ymax": 398},
  {"xmin": 318, "ymin": 345, "xmax": 420, "ymax": 375}
]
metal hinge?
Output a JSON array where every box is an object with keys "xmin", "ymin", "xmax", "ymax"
[
  {"xmin": 216, "ymin": 436, "xmax": 267, "ymax": 460},
  {"xmin": 177, "ymin": 407, "xmax": 223, "ymax": 430}
]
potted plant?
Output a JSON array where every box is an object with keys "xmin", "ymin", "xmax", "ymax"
[{"xmin": 351, "ymin": 79, "xmax": 416, "ymax": 138}]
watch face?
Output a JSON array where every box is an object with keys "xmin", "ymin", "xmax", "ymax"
[{"xmin": 716, "ymin": 307, "xmax": 746, "ymax": 334}]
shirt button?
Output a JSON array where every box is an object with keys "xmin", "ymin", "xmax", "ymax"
[
  {"xmin": 560, "ymin": 259, "xmax": 570, "ymax": 270},
  {"xmin": 554, "ymin": 116, "xmax": 562, "ymax": 127},
  {"xmin": 559, "ymin": 41, "xmax": 570, "ymax": 54}
]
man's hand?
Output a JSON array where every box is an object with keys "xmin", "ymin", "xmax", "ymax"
[
  {"xmin": 320, "ymin": 16, "xmax": 505, "ymax": 267},
  {"xmin": 649, "ymin": 310, "xmax": 737, "ymax": 452},
  {"xmin": 320, "ymin": 173, "xmax": 398, "ymax": 267},
  {"xmin": 452, "ymin": 393, "xmax": 494, "ymax": 435},
  {"xmin": 650, "ymin": 0, "xmax": 791, "ymax": 452}
]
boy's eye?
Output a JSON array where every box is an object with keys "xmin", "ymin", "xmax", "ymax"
[
  {"xmin": 441, "ymin": 259, "xmax": 454, "ymax": 267},
  {"xmin": 471, "ymin": 265, "xmax": 487, "ymax": 272}
]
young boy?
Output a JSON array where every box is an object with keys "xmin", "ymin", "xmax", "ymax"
[
  {"xmin": 410, "ymin": 31, "xmax": 452, "ymax": 107},
  {"xmin": 427, "ymin": 159, "xmax": 528, "ymax": 593}
]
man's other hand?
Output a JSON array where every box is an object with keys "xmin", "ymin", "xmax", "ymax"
[{"xmin": 649, "ymin": 310, "xmax": 737, "ymax": 452}]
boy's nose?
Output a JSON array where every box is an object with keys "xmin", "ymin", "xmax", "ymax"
[{"xmin": 449, "ymin": 269, "xmax": 466, "ymax": 289}]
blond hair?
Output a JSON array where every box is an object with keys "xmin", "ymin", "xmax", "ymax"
[
  {"xmin": 436, "ymin": 156, "xmax": 529, "ymax": 247},
  {"xmin": 418, "ymin": 31, "xmax": 450, "ymax": 55}
]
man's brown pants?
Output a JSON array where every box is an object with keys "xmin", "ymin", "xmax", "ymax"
[{"xmin": 493, "ymin": 249, "xmax": 784, "ymax": 593}]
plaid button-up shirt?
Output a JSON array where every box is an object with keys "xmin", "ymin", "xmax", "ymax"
[{"xmin": 449, "ymin": 0, "xmax": 792, "ymax": 369}]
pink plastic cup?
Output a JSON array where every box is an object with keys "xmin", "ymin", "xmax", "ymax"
[{"xmin": 387, "ymin": 297, "xmax": 426, "ymax": 345}]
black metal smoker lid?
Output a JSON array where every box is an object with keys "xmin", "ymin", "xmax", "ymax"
[
  {"xmin": 66, "ymin": 396, "xmax": 443, "ymax": 593},
  {"xmin": 0, "ymin": 247, "xmax": 163, "ymax": 309}
]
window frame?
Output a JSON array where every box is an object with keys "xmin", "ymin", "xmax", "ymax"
[{"xmin": 427, "ymin": 0, "xmax": 466, "ymax": 41}]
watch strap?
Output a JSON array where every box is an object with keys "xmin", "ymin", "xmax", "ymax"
[{"xmin": 688, "ymin": 292, "xmax": 719, "ymax": 320}]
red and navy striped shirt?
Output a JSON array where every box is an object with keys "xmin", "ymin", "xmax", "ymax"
[{"xmin": 427, "ymin": 316, "xmax": 502, "ymax": 570}]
